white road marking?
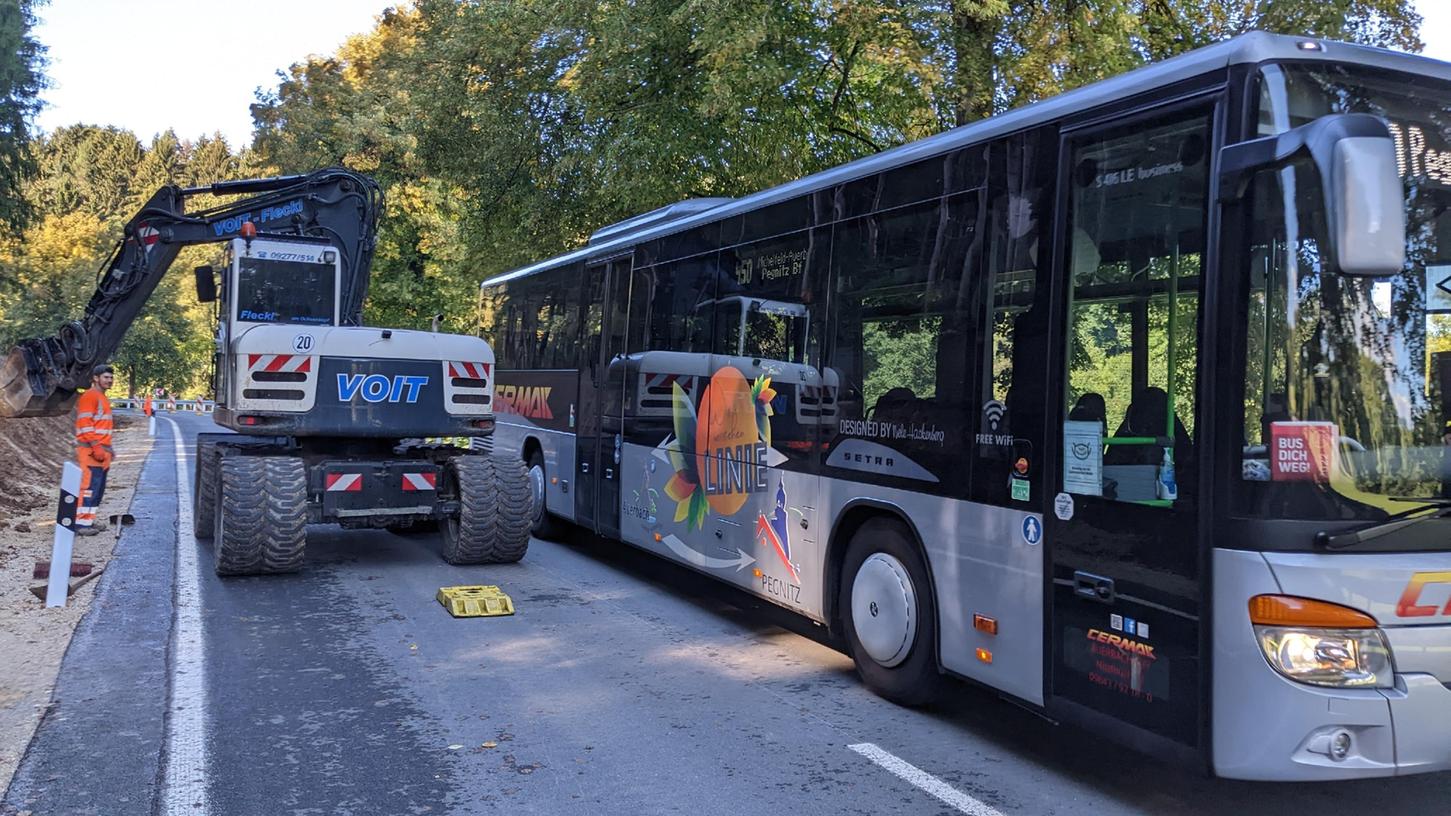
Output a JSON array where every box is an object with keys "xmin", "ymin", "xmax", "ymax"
[
  {"xmin": 160, "ymin": 417, "xmax": 211, "ymax": 814},
  {"xmin": 848, "ymin": 742, "xmax": 1005, "ymax": 816}
]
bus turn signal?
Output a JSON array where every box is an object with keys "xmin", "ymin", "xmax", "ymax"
[{"xmin": 1248, "ymin": 595, "xmax": 1377, "ymax": 629}]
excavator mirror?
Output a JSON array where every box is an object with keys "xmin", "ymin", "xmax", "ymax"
[{"xmin": 194, "ymin": 265, "xmax": 217, "ymax": 303}]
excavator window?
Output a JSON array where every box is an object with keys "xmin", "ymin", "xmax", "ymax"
[{"xmin": 235, "ymin": 256, "xmax": 337, "ymax": 326}]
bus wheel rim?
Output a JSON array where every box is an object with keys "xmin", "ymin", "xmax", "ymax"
[
  {"xmin": 528, "ymin": 463, "xmax": 546, "ymax": 523},
  {"xmin": 851, "ymin": 552, "xmax": 917, "ymax": 668}
]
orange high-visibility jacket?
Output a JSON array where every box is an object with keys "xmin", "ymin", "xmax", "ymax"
[{"xmin": 75, "ymin": 389, "xmax": 114, "ymax": 453}]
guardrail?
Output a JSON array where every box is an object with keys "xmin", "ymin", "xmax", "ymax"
[{"xmin": 114, "ymin": 398, "xmax": 215, "ymax": 414}]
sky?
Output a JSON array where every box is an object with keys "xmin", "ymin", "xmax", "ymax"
[
  {"xmin": 29, "ymin": 0, "xmax": 1451, "ymax": 150},
  {"xmin": 33, "ymin": 0, "xmax": 395, "ymax": 148}
]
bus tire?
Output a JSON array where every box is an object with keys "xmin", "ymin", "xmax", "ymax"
[
  {"xmin": 838, "ymin": 517, "xmax": 943, "ymax": 706},
  {"xmin": 214, "ymin": 456, "xmax": 307, "ymax": 576},
  {"xmin": 193, "ymin": 438, "xmax": 221, "ymax": 540},
  {"xmin": 527, "ymin": 449, "xmax": 567, "ymax": 540},
  {"xmin": 441, "ymin": 455, "xmax": 531, "ymax": 564}
]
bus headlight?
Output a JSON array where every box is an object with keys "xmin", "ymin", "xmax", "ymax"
[
  {"xmin": 1254, "ymin": 626, "xmax": 1393, "ymax": 688},
  {"xmin": 1248, "ymin": 595, "xmax": 1393, "ymax": 689}
]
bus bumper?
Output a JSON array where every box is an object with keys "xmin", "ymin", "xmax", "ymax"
[{"xmin": 1212, "ymin": 549, "xmax": 1451, "ymax": 780}]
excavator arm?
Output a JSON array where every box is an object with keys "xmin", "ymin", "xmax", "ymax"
[{"xmin": 0, "ymin": 167, "xmax": 381, "ymax": 417}]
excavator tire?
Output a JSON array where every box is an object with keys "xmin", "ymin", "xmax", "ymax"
[
  {"xmin": 192, "ymin": 438, "xmax": 221, "ymax": 540},
  {"xmin": 215, "ymin": 456, "xmax": 308, "ymax": 576},
  {"xmin": 441, "ymin": 454, "xmax": 532, "ymax": 565}
]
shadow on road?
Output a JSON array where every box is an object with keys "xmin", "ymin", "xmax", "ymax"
[{"xmin": 535, "ymin": 526, "xmax": 1451, "ymax": 814}]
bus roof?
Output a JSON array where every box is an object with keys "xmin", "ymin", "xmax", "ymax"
[{"xmin": 482, "ymin": 31, "xmax": 1451, "ymax": 289}]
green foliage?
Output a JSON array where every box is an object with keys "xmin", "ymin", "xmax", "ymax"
[
  {"xmin": 250, "ymin": 0, "xmax": 1424, "ymax": 308},
  {"xmin": 1, "ymin": 0, "xmax": 1428, "ymax": 402},
  {"xmin": 31, "ymin": 126, "xmax": 144, "ymax": 219},
  {"xmin": 0, "ymin": 211, "xmax": 113, "ymax": 347},
  {"xmin": 0, "ymin": 128, "xmax": 256, "ymax": 396},
  {"xmin": 863, "ymin": 317, "xmax": 940, "ymax": 410},
  {"xmin": 0, "ymin": 0, "xmax": 46, "ymax": 234}
]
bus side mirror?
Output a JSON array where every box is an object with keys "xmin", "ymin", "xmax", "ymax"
[
  {"xmin": 1219, "ymin": 113, "xmax": 1405, "ymax": 277},
  {"xmin": 194, "ymin": 266, "xmax": 217, "ymax": 303}
]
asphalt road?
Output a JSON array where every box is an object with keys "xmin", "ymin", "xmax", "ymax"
[{"xmin": 6, "ymin": 412, "xmax": 1451, "ymax": 815}]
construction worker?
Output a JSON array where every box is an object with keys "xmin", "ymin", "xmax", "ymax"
[
  {"xmin": 143, "ymin": 390, "xmax": 153, "ymax": 417},
  {"xmin": 75, "ymin": 364, "xmax": 115, "ymax": 536}
]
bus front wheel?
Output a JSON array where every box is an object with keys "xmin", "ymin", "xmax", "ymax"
[
  {"xmin": 839, "ymin": 518, "xmax": 943, "ymax": 706},
  {"xmin": 527, "ymin": 449, "xmax": 567, "ymax": 540}
]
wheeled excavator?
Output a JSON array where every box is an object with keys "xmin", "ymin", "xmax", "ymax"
[{"xmin": 0, "ymin": 168, "xmax": 532, "ymax": 575}]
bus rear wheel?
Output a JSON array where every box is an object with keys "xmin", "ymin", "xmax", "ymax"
[{"xmin": 839, "ymin": 517, "xmax": 943, "ymax": 706}]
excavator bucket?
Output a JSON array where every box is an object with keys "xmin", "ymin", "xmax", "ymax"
[{"xmin": 0, "ymin": 341, "xmax": 73, "ymax": 418}]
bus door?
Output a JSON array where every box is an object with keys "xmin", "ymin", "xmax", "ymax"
[
  {"xmin": 1046, "ymin": 99, "xmax": 1216, "ymax": 752},
  {"xmin": 576, "ymin": 256, "xmax": 631, "ymax": 537}
]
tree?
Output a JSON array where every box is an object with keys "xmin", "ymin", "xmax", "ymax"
[
  {"xmin": 0, "ymin": 211, "xmax": 113, "ymax": 349},
  {"xmin": 0, "ymin": 125, "xmax": 263, "ymax": 398},
  {"xmin": 31, "ymin": 125, "xmax": 145, "ymax": 221},
  {"xmin": 0, "ymin": 0, "xmax": 45, "ymax": 234},
  {"xmin": 924, "ymin": 0, "xmax": 1422, "ymax": 125},
  {"xmin": 246, "ymin": 0, "xmax": 1426, "ymax": 316}
]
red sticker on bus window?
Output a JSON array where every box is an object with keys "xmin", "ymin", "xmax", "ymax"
[{"xmin": 1270, "ymin": 421, "xmax": 1337, "ymax": 482}]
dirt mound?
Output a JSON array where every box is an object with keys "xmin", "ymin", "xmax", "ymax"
[
  {"xmin": 0, "ymin": 412, "xmax": 150, "ymax": 793},
  {"xmin": 0, "ymin": 416, "xmax": 74, "ymax": 523}
]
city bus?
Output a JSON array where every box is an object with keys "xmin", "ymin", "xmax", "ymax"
[{"xmin": 477, "ymin": 32, "xmax": 1451, "ymax": 780}]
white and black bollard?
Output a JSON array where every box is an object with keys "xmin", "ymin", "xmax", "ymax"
[
  {"xmin": 46, "ymin": 461, "xmax": 82, "ymax": 608},
  {"xmin": 149, "ymin": 414, "xmax": 156, "ymax": 436}
]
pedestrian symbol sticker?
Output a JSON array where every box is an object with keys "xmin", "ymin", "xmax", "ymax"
[{"xmin": 1021, "ymin": 515, "xmax": 1042, "ymax": 546}]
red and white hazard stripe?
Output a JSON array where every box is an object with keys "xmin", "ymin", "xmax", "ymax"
[
  {"xmin": 247, "ymin": 354, "xmax": 312, "ymax": 373},
  {"xmin": 325, "ymin": 473, "xmax": 362, "ymax": 492},
  {"xmin": 401, "ymin": 472, "xmax": 437, "ymax": 492},
  {"xmin": 447, "ymin": 361, "xmax": 491, "ymax": 380},
  {"xmin": 136, "ymin": 223, "xmax": 160, "ymax": 251}
]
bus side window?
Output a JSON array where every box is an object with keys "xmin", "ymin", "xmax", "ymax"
[
  {"xmin": 823, "ymin": 190, "xmax": 979, "ymax": 495},
  {"xmin": 714, "ymin": 230, "xmax": 827, "ymax": 467},
  {"xmin": 969, "ymin": 129, "xmax": 1051, "ymax": 507}
]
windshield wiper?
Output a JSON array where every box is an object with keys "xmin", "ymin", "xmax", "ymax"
[{"xmin": 1315, "ymin": 497, "xmax": 1451, "ymax": 550}]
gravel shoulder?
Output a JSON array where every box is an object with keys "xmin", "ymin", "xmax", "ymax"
[{"xmin": 0, "ymin": 412, "xmax": 154, "ymax": 794}]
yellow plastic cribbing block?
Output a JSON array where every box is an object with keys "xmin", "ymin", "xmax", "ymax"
[{"xmin": 436, "ymin": 585, "xmax": 515, "ymax": 618}]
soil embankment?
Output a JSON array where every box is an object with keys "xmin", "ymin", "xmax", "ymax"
[{"xmin": 0, "ymin": 412, "xmax": 152, "ymax": 794}]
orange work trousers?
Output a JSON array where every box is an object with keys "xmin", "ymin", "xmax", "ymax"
[{"xmin": 77, "ymin": 446, "xmax": 111, "ymax": 529}]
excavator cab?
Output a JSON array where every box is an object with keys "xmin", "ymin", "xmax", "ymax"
[
  {"xmin": 224, "ymin": 236, "xmax": 341, "ymax": 329},
  {"xmin": 210, "ymin": 236, "xmax": 343, "ymax": 417}
]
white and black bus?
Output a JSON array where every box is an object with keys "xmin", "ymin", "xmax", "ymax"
[{"xmin": 480, "ymin": 32, "xmax": 1451, "ymax": 780}]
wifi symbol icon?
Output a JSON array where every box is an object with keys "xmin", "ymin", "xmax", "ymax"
[{"xmin": 984, "ymin": 400, "xmax": 1006, "ymax": 431}]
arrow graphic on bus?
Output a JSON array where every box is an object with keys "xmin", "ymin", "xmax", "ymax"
[{"xmin": 660, "ymin": 533, "xmax": 757, "ymax": 572}]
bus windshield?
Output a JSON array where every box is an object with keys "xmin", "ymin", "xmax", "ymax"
[{"xmin": 1240, "ymin": 64, "xmax": 1451, "ymax": 520}]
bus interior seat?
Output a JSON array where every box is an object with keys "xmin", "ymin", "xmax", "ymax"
[
  {"xmin": 1105, "ymin": 386, "xmax": 1192, "ymax": 467},
  {"xmin": 870, "ymin": 387, "xmax": 916, "ymax": 421},
  {"xmin": 1068, "ymin": 392, "xmax": 1107, "ymax": 431}
]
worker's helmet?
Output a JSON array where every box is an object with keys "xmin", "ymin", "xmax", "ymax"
[{"xmin": 92, "ymin": 363, "xmax": 114, "ymax": 377}]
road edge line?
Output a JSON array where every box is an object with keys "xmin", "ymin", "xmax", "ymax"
[
  {"xmin": 159, "ymin": 416, "xmax": 210, "ymax": 814},
  {"xmin": 847, "ymin": 742, "xmax": 1005, "ymax": 816}
]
